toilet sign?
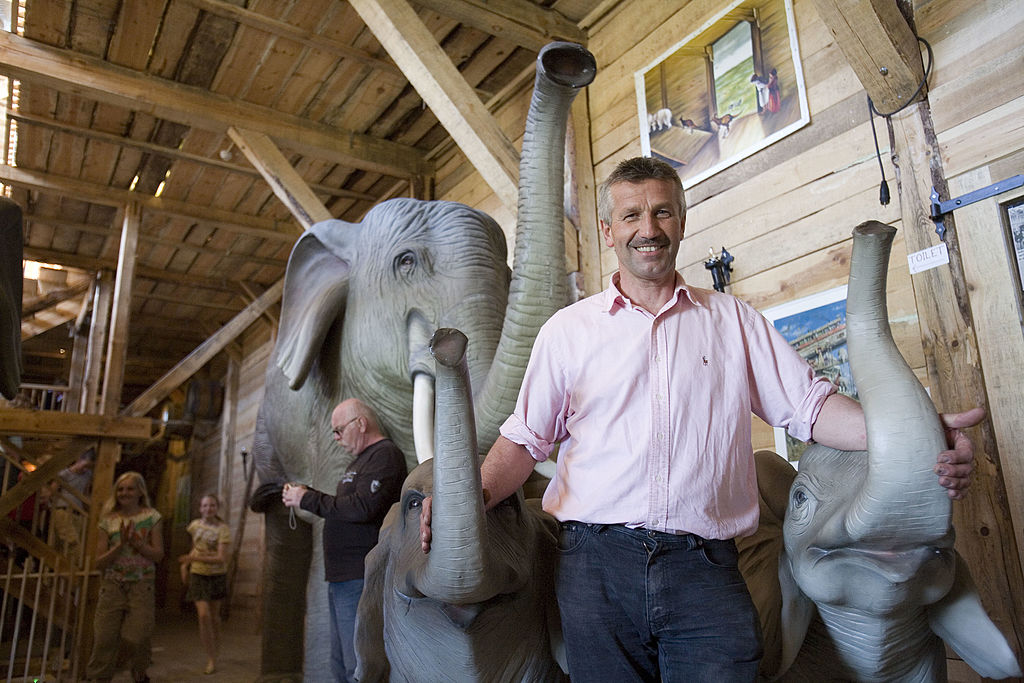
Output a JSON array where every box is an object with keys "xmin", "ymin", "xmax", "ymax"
[{"xmin": 907, "ymin": 242, "xmax": 950, "ymax": 274}]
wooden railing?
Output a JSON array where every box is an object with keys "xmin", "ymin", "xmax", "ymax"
[{"xmin": 12, "ymin": 384, "xmax": 71, "ymax": 412}]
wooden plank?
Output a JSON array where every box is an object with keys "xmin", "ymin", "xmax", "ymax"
[
  {"xmin": 228, "ymin": 127, "xmax": 332, "ymax": 229},
  {"xmin": 101, "ymin": 202, "xmax": 140, "ymax": 415},
  {"xmin": 349, "ymin": 0, "xmax": 520, "ymax": 213},
  {"xmin": 0, "ymin": 30, "xmax": 432, "ymax": 178},
  {"xmin": 950, "ymin": 167, "xmax": 1024, "ymax": 576},
  {"xmin": 810, "ymin": 0, "xmax": 925, "ymax": 114},
  {"xmin": 22, "ymin": 281, "xmax": 91, "ymax": 317},
  {"xmin": 83, "ymin": 271, "xmax": 113, "ymax": 414},
  {"xmin": 0, "ymin": 164, "xmax": 298, "ymax": 242},
  {"xmin": 415, "ymin": 0, "xmax": 585, "ymax": 51},
  {"xmin": 889, "ymin": 100, "xmax": 1024, "ymax": 654},
  {"xmin": 568, "ymin": 92, "xmax": 603, "ymax": 296},
  {"xmin": 0, "ymin": 408, "xmax": 152, "ymax": 439},
  {"xmin": 124, "ymin": 278, "xmax": 284, "ymax": 417}
]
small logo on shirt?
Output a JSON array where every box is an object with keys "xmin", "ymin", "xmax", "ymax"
[
  {"xmin": 702, "ymin": 355, "xmax": 709, "ymax": 366},
  {"xmin": 370, "ymin": 480, "xmax": 381, "ymax": 494},
  {"xmin": 342, "ymin": 470, "xmax": 356, "ymax": 484}
]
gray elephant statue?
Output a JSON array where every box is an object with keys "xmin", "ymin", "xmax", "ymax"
[
  {"xmin": 740, "ymin": 221, "xmax": 1021, "ymax": 681},
  {"xmin": 355, "ymin": 328, "xmax": 566, "ymax": 682},
  {"xmin": 252, "ymin": 41, "xmax": 596, "ymax": 679},
  {"xmin": 0, "ymin": 196, "xmax": 23, "ymax": 400}
]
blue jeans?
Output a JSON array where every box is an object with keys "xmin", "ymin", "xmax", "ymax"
[
  {"xmin": 556, "ymin": 522, "xmax": 762, "ymax": 682},
  {"xmin": 328, "ymin": 579, "xmax": 364, "ymax": 683}
]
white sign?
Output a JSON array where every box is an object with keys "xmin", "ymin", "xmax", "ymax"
[{"xmin": 907, "ymin": 242, "xmax": 950, "ymax": 274}]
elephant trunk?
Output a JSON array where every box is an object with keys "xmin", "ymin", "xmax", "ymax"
[
  {"xmin": 417, "ymin": 328, "xmax": 493, "ymax": 603},
  {"xmin": 474, "ymin": 42, "xmax": 597, "ymax": 449},
  {"xmin": 843, "ymin": 221, "xmax": 950, "ymax": 544}
]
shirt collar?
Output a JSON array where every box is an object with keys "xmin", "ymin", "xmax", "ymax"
[{"xmin": 601, "ymin": 272, "xmax": 707, "ymax": 314}]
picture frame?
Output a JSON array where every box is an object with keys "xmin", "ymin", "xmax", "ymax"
[
  {"xmin": 761, "ymin": 285, "xmax": 857, "ymax": 465},
  {"xmin": 635, "ymin": 0, "xmax": 810, "ymax": 189}
]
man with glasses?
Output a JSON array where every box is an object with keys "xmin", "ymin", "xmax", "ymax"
[{"xmin": 282, "ymin": 398, "xmax": 406, "ymax": 683}]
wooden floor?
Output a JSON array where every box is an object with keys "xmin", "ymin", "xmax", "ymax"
[{"xmin": 108, "ymin": 610, "xmax": 263, "ymax": 683}]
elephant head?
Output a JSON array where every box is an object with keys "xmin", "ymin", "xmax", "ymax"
[
  {"xmin": 252, "ymin": 41, "xmax": 595, "ymax": 679},
  {"xmin": 355, "ymin": 328, "xmax": 566, "ymax": 682},
  {"xmin": 747, "ymin": 221, "xmax": 1020, "ymax": 681},
  {"xmin": 0, "ymin": 197, "xmax": 23, "ymax": 400}
]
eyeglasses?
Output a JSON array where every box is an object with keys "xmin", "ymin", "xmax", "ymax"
[{"xmin": 332, "ymin": 417, "xmax": 360, "ymax": 437}]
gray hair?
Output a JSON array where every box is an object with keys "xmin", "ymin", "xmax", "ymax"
[{"xmin": 597, "ymin": 156, "xmax": 686, "ymax": 225}]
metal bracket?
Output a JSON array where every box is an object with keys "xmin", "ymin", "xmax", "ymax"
[{"xmin": 930, "ymin": 174, "xmax": 1024, "ymax": 240}]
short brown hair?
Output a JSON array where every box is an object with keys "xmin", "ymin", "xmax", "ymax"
[{"xmin": 597, "ymin": 156, "xmax": 686, "ymax": 225}]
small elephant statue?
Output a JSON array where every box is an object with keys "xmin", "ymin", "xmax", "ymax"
[
  {"xmin": 355, "ymin": 328, "xmax": 566, "ymax": 682},
  {"xmin": 740, "ymin": 221, "xmax": 1021, "ymax": 681},
  {"xmin": 0, "ymin": 196, "xmax": 23, "ymax": 400},
  {"xmin": 252, "ymin": 42, "xmax": 596, "ymax": 678}
]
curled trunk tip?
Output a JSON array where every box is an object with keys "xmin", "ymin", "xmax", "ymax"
[
  {"xmin": 430, "ymin": 328, "xmax": 468, "ymax": 368},
  {"xmin": 853, "ymin": 220, "xmax": 896, "ymax": 238},
  {"xmin": 537, "ymin": 42, "xmax": 596, "ymax": 89}
]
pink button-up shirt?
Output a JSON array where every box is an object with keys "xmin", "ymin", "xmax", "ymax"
[{"xmin": 500, "ymin": 275, "xmax": 835, "ymax": 539}]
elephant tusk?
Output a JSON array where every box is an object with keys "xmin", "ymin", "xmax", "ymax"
[{"xmin": 412, "ymin": 372, "xmax": 435, "ymax": 464}]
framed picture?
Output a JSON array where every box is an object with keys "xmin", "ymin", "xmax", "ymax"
[
  {"xmin": 762, "ymin": 285, "xmax": 857, "ymax": 464},
  {"xmin": 635, "ymin": 0, "xmax": 810, "ymax": 189}
]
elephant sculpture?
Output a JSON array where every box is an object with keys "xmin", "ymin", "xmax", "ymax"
[
  {"xmin": 355, "ymin": 328, "xmax": 566, "ymax": 682},
  {"xmin": 740, "ymin": 221, "xmax": 1021, "ymax": 681},
  {"xmin": 0, "ymin": 196, "xmax": 23, "ymax": 400},
  {"xmin": 252, "ymin": 42, "xmax": 595, "ymax": 679}
]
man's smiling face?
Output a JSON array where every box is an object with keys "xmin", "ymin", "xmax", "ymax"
[{"xmin": 600, "ymin": 178, "xmax": 685, "ymax": 292}]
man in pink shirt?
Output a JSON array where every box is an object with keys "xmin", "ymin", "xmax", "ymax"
[{"xmin": 423, "ymin": 156, "xmax": 978, "ymax": 681}]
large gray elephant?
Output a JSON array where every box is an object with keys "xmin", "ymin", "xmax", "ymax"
[
  {"xmin": 355, "ymin": 328, "xmax": 566, "ymax": 682},
  {"xmin": 252, "ymin": 42, "xmax": 595, "ymax": 680},
  {"xmin": 741, "ymin": 221, "xmax": 1021, "ymax": 681},
  {"xmin": 0, "ymin": 196, "xmax": 23, "ymax": 400}
]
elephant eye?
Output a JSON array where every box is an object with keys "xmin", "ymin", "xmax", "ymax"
[
  {"xmin": 394, "ymin": 250, "xmax": 418, "ymax": 277},
  {"xmin": 792, "ymin": 489, "xmax": 807, "ymax": 507}
]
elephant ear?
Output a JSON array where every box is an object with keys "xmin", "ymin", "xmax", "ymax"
[
  {"xmin": 354, "ymin": 502, "xmax": 398, "ymax": 683},
  {"xmin": 927, "ymin": 552, "xmax": 1023, "ymax": 679},
  {"xmin": 275, "ymin": 219, "xmax": 356, "ymax": 390}
]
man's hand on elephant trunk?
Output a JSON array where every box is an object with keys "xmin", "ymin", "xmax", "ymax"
[
  {"xmin": 281, "ymin": 483, "xmax": 308, "ymax": 508},
  {"xmin": 419, "ymin": 496, "xmax": 432, "ymax": 553},
  {"xmin": 935, "ymin": 407, "xmax": 985, "ymax": 500}
]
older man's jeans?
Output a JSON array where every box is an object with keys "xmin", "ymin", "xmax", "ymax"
[
  {"xmin": 329, "ymin": 578, "xmax": 364, "ymax": 683},
  {"xmin": 556, "ymin": 522, "xmax": 762, "ymax": 682}
]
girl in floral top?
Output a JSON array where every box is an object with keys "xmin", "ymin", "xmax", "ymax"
[
  {"xmin": 86, "ymin": 471, "xmax": 164, "ymax": 683},
  {"xmin": 180, "ymin": 493, "xmax": 231, "ymax": 675}
]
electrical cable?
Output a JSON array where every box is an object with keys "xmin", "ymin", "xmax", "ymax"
[{"xmin": 866, "ymin": 37, "xmax": 934, "ymax": 206}]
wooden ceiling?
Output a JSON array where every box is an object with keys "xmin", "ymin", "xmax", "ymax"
[{"xmin": 3, "ymin": 0, "xmax": 615, "ymax": 414}]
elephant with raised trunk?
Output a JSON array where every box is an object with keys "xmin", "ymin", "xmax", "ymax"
[
  {"xmin": 252, "ymin": 42, "xmax": 595, "ymax": 679},
  {"xmin": 355, "ymin": 328, "xmax": 566, "ymax": 682},
  {"xmin": 742, "ymin": 221, "xmax": 1021, "ymax": 681}
]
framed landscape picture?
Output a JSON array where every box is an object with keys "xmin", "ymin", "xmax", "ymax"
[
  {"xmin": 635, "ymin": 0, "xmax": 809, "ymax": 188},
  {"xmin": 762, "ymin": 285, "xmax": 857, "ymax": 464}
]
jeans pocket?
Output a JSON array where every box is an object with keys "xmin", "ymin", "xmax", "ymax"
[
  {"xmin": 557, "ymin": 521, "xmax": 590, "ymax": 555},
  {"xmin": 698, "ymin": 538, "xmax": 739, "ymax": 570}
]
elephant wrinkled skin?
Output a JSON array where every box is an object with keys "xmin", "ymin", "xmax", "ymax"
[
  {"xmin": 740, "ymin": 221, "xmax": 1021, "ymax": 682},
  {"xmin": 0, "ymin": 197, "xmax": 23, "ymax": 400},
  {"xmin": 252, "ymin": 42, "xmax": 595, "ymax": 679}
]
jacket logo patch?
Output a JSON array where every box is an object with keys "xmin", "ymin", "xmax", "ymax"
[
  {"xmin": 370, "ymin": 480, "xmax": 381, "ymax": 494},
  {"xmin": 342, "ymin": 471, "xmax": 356, "ymax": 484}
]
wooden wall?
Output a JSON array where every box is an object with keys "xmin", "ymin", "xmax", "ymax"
[{"xmin": 436, "ymin": 0, "xmax": 1024, "ymax": 677}]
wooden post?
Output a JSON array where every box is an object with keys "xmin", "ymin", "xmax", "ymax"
[
  {"xmin": 217, "ymin": 355, "xmax": 239, "ymax": 512},
  {"xmin": 888, "ymin": 101, "xmax": 1024, "ymax": 653},
  {"xmin": 101, "ymin": 202, "xmax": 140, "ymax": 416},
  {"xmin": 83, "ymin": 271, "xmax": 113, "ymax": 414},
  {"xmin": 568, "ymin": 93, "xmax": 602, "ymax": 296}
]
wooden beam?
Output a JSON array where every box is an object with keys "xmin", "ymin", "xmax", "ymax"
[
  {"xmin": 568, "ymin": 94, "xmax": 602, "ymax": 295},
  {"xmin": 228, "ymin": 127, "xmax": 333, "ymax": 230},
  {"xmin": 20, "ymin": 298, "xmax": 85, "ymax": 340},
  {"xmin": 101, "ymin": 203, "xmax": 139, "ymax": 416},
  {"xmin": 83, "ymin": 271, "xmax": 113, "ymax": 414},
  {"xmin": 811, "ymin": 0, "xmax": 925, "ymax": 114},
  {"xmin": 0, "ymin": 164, "xmax": 298, "ymax": 242},
  {"xmin": 0, "ymin": 408, "xmax": 152, "ymax": 439},
  {"xmin": 124, "ymin": 278, "xmax": 284, "ymax": 417},
  {"xmin": 349, "ymin": 0, "xmax": 520, "ymax": 214},
  {"xmin": 22, "ymin": 281, "xmax": 91, "ymax": 318},
  {"xmin": 0, "ymin": 447, "xmax": 78, "ymax": 519},
  {"xmin": 9, "ymin": 111, "xmax": 377, "ymax": 202},
  {"xmin": 0, "ymin": 31, "xmax": 432, "ymax": 178},
  {"xmin": 0, "ymin": 518, "xmax": 72, "ymax": 572},
  {"xmin": 888, "ymin": 100, "xmax": 1024, "ymax": 656},
  {"xmin": 415, "ymin": 0, "xmax": 585, "ymax": 51}
]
